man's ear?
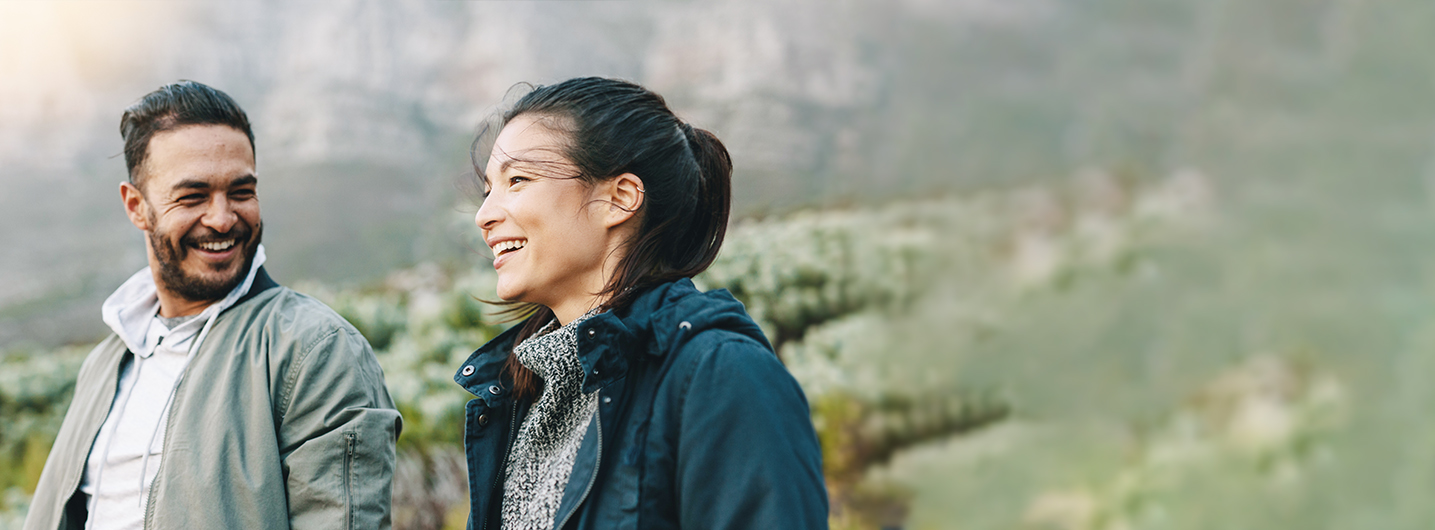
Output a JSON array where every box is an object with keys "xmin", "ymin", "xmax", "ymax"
[
  {"xmin": 120, "ymin": 181, "xmax": 151, "ymax": 231},
  {"xmin": 601, "ymin": 173, "xmax": 645, "ymax": 229}
]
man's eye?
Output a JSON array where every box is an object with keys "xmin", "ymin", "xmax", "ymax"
[{"xmin": 231, "ymin": 189, "xmax": 256, "ymax": 199}]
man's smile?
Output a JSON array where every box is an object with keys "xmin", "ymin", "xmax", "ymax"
[{"xmin": 197, "ymin": 239, "xmax": 236, "ymax": 252}]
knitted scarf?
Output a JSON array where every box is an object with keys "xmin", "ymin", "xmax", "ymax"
[{"xmin": 501, "ymin": 310, "xmax": 601, "ymax": 530}]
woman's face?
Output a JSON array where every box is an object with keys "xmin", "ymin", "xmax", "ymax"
[{"xmin": 476, "ymin": 114, "xmax": 614, "ymax": 312}]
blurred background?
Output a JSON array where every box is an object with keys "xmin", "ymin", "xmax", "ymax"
[{"xmin": 2, "ymin": 0, "xmax": 1433, "ymax": 528}]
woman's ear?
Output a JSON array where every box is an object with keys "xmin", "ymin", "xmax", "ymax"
[{"xmin": 602, "ymin": 173, "xmax": 645, "ymax": 229}]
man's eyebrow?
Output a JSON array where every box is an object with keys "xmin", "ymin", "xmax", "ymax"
[
  {"xmin": 172, "ymin": 179, "xmax": 212, "ymax": 191},
  {"xmin": 172, "ymin": 174, "xmax": 258, "ymax": 191}
]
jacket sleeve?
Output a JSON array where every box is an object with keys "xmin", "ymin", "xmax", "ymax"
[
  {"xmin": 676, "ymin": 338, "xmax": 829, "ymax": 529},
  {"xmin": 277, "ymin": 325, "xmax": 403, "ymax": 530}
]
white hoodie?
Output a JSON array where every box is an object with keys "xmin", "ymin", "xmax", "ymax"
[{"xmin": 79, "ymin": 245, "xmax": 266, "ymax": 530}]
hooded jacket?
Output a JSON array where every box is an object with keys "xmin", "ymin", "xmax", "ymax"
[
  {"xmin": 454, "ymin": 278, "xmax": 828, "ymax": 530},
  {"xmin": 25, "ymin": 264, "xmax": 402, "ymax": 530}
]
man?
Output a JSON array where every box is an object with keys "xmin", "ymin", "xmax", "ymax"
[{"xmin": 24, "ymin": 81, "xmax": 402, "ymax": 530}]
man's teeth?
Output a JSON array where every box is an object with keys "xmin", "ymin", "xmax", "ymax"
[
  {"xmin": 493, "ymin": 240, "xmax": 526, "ymax": 254},
  {"xmin": 198, "ymin": 240, "xmax": 236, "ymax": 251}
]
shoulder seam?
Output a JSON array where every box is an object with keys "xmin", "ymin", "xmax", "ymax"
[
  {"xmin": 673, "ymin": 334, "xmax": 769, "ymax": 403},
  {"xmin": 277, "ymin": 324, "xmax": 347, "ymax": 423}
]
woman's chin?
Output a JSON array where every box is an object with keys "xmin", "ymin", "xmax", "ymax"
[{"xmin": 493, "ymin": 282, "xmax": 528, "ymax": 304}]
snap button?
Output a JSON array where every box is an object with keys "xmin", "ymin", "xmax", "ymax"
[
  {"xmin": 592, "ymin": 368, "xmax": 600, "ymax": 376},
  {"xmin": 679, "ymin": 321, "xmax": 692, "ymax": 330},
  {"xmin": 477, "ymin": 414, "xmax": 490, "ymax": 426},
  {"xmin": 588, "ymin": 329, "xmax": 596, "ymax": 337},
  {"xmin": 488, "ymin": 385, "xmax": 502, "ymax": 396},
  {"xmin": 602, "ymin": 396, "xmax": 612, "ymax": 404},
  {"xmin": 461, "ymin": 365, "xmax": 475, "ymax": 376}
]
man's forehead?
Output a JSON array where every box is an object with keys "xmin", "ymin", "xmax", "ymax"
[
  {"xmin": 149, "ymin": 123, "xmax": 252, "ymax": 151},
  {"xmin": 141, "ymin": 125, "xmax": 257, "ymax": 192}
]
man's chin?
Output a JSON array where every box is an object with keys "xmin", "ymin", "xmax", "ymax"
[{"xmin": 166, "ymin": 254, "xmax": 253, "ymax": 303}]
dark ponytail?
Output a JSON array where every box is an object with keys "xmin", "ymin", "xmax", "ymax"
[
  {"xmin": 676, "ymin": 123, "xmax": 732, "ymax": 278},
  {"xmin": 474, "ymin": 77, "xmax": 734, "ymax": 399}
]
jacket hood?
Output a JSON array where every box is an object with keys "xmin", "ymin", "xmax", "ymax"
[
  {"xmin": 455, "ymin": 278, "xmax": 773, "ymax": 397},
  {"xmin": 605, "ymin": 278, "xmax": 772, "ymax": 358},
  {"xmin": 102, "ymin": 244, "xmax": 267, "ymax": 357}
]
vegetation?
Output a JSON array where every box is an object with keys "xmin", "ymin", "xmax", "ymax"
[{"xmin": 0, "ymin": 168, "xmax": 1242, "ymax": 529}]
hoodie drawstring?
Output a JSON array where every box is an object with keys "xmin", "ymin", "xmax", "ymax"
[
  {"xmin": 135, "ymin": 308, "xmax": 221, "ymax": 507},
  {"xmin": 84, "ymin": 354, "xmax": 145, "ymax": 529}
]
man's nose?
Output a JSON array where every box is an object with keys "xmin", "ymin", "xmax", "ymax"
[{"xmin": 201, "ymin": 194, "xmax": 240, "ymax": 233}]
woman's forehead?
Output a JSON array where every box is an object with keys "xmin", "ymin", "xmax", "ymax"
[{"xmin": 488, "ymin": 116, "xmax": 568, "ymax": 170}]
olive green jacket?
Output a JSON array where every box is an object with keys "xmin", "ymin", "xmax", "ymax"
[{"xmin": 24, "ymin": 269, "xmax": 402, "ymax": 530}]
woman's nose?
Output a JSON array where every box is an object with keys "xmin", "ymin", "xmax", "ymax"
[{"xmin": 475, "ymin": 195, "xmax": 501, "ymax": 230}]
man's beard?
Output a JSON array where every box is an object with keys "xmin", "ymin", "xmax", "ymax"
[{"xmin": 149, "ymin": 216, "xmax": 263, "ymax": 303}]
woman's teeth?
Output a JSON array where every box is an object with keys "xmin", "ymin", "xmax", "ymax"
[
  {"xmin": 493, "ymin": 239, "xmax": 526, "ymax": 255},
  {"xmin": 198, "ymin": 240, "xmax": 236, "ymax": 251}
]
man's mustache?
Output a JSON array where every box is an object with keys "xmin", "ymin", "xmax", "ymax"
[{"xmin": 180, "ymin": 223, "xmax": 254, "ymax": 247}]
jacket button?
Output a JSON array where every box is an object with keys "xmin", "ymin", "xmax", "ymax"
[
  {"xmin": 602, "ymin": 396, "xmax": 612, "ymax": 404},
  {"xmin": 679, "ymin": 321, "xmax": 692, "ymax": 330},
  {"xmin": 477, "ymin": 414, "xmax": 490, "ymax": 426},
  {"xmin": 588, "ymin": 329, "xmax": 596, "ymax": 337},
  {"xmin": 461, "ymin": 365, "xmax": 475, "ymax": 376},
  {"xmin": 488, "ymin": 385, "xmax": 502, "ymax": 396},
  {"xmin": 591, "ymin": 368, "xmax": 600, "ymax": 376}
]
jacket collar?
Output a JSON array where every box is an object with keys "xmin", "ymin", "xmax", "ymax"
[
  {"xmin": 454, "ymin": 278, "xmax": 773, "ymax": 398},
  {"xmin": 101, "ymin": 245, "xmax": 273, "ymax": 357}
]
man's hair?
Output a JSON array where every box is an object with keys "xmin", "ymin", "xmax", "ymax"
[{"xmin": 121, "ymin": 80, "xmax": 255, "ymax": 189}]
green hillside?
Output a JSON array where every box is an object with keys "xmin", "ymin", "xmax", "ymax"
[{"xmin": 5, "ymin": 0, "xmax": 1435, "ymax": 528}]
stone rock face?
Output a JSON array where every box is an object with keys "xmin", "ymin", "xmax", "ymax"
[{"xmin": 0, "ymin": 0, "xmax": 988, "ymax": 346}]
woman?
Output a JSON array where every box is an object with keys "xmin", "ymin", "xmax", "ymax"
[{"xmin": 453, "ymin": 77, "xmax": 828, "ymax": 529}]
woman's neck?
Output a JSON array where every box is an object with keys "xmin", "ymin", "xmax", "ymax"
[{"xmin": 550, "ymin": 293, "xmax": 607, "ymax": 325}]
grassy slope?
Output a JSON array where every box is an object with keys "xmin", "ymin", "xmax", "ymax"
[{"xmin": 884, "ymin": 1, "xmax": 1435, "ymax": 528}]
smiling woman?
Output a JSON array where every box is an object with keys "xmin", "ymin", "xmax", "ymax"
[{"xmin": 454, "ymin": 77, "xmax": 829, "ymax": 529}]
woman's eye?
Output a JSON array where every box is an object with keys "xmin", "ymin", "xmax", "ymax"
[{"xmin": 509, "ymin": 176, "xmax": 530, "ymax": 186}]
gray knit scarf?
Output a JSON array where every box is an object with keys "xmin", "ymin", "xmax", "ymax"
[{"xmin": 501, "ymin": 310, "xmax": 601, "ymax": 530}]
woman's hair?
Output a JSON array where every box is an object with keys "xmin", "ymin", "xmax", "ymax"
[{"xmin": 473, "ymin": 77, "xmax": 732, "ymax": 399}]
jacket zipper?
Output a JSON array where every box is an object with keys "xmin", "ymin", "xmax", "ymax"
[
  {"xmin": 142, "ymin": 361, "xmax": 193, "ymax": 527},
  {"xmin": 480, "ymin": 399, "xmax": 522, "ymax": 530},
  {"xmin": 554, "ymin": 408, "xmax": 602, "ymax": 530},
  {"xmin": 344, "ymin": 433, "xmax": 356, "ymax": 530}
]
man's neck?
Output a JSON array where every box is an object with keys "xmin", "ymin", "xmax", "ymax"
[{"xmin": 155, "ymin": 293, "xmax": 216, "ymax": 319}]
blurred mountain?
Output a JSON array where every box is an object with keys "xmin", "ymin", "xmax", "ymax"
[
  {"xmin": 2, "ymin": 0, "xmax": 1430, "ymax": 349},
  {"xmin": 0, "ymin": 0, "xmax": 977, "ymax": 346}
]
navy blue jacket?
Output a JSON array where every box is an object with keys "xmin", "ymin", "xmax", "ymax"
[{"xmin": 454, "ymin": 278, "xmax": 828, "ymax": 529}]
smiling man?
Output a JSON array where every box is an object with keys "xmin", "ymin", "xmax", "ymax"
[{"xmin": 24, "ymin": 81, "xmax": 401, "ymax": 530}]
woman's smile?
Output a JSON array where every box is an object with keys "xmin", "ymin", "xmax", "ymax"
[{"xmin": 488, "ymin": 237, "xmax": 527, "ymax": 269}]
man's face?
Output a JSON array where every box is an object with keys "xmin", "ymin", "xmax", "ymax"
[{"xmin": 121, "ymin": 124, "xmax": 261, "ymax": 304}]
